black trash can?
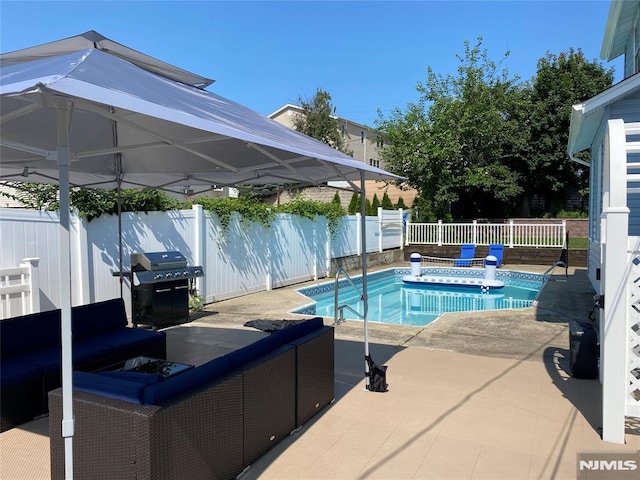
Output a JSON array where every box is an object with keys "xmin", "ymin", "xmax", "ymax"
[{"xmin": 568, "ymin": 320, "xmax": 599, "ymax": 379}]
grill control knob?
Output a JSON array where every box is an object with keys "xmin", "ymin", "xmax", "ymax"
[
  {"xmin": 174, "ymin": 272, "xmax": 181, "ymax": 278},
  {"xmin": 154, "ymin": 274, "xmax": 163, "ymax": 281},
  {"xmin": 183, "ymin": 271, "xmax": 190, "ymax": 277},
  {"xmin": 165, "ymin": 272, "xmax": 173, "ymax": 279}
]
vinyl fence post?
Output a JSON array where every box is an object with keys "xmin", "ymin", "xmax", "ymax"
[
  {"xmin": 378, "ymin": 207, "xmax": 383, "ymax": 253},
  {"xmin": 356, "ymin": 212, "xmax": 362, "ymax": 255},
  {"xmin": 21, "ymin": 257, "xmax": 40, "ymax": 314}
]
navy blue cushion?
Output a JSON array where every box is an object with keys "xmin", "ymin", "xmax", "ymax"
[
  {"xmin": 273, "ymin": 317, "xmax": 324, "ymax": 344},
  {"xmin": 11, "ymin": 341, "xmax": 113, "ymax": 375},
  {"xmin": 0, "ymin": 309, "xmax": 61, "ymax": 357},
  {"xmin": 287, "ymin": 325, "xmax": 333, "ymax": 347},
  {"xmin": 73, "ymin": 371, "xmax": 146, "ymax": 404},
  {"xmin": 0, "ymin": 359, "xmax": 44, "ymax": 388},
  {"xmin": 98, "ymin": 370, "xmax": 164, "ymax": 385},
  {"xmin": 141, "ymin": 356, "xmax": 232, "ymax": 405},
  {"xmin": 83, "ymin": 328, "xmax": 165, "ymax": 351},
  {"xmin": 224, "ymin": 333, "xmax": 285, "ymax": 368},
  {"xmin": 72, "ymin": 298, "xmax": 128, "ymax": 339}
]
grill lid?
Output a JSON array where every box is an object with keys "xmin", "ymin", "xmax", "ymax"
[
  {"xmin": 129, "ymin": 251, "xmax": 203, "ymax": 285},
  {"xmin": 131, "ymin": 251, "xmax": 187, "ymax": 271}
]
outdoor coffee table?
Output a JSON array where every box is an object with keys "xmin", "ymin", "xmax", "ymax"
[{"xmin": 111, "ymin": 356, "xmax": 194, "ymax": 378}]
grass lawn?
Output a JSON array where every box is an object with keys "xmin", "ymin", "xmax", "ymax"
[{"xmin": 569, "ymin": 237, "xmax": 588, "ymax": 249}]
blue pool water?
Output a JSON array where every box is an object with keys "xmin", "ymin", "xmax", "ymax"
[{"xmin": 293, "ymin": 268, "xmax": 545, "ymax": 327}]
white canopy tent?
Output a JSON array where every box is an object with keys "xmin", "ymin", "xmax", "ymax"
[{"xmin": 0, "ymin": 31, "xmax": 403, "ymax": 479}]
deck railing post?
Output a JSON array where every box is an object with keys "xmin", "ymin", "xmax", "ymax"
[
  {"xmin": 437, "ymin": 220, "xmax": 442, "ymax": 246},
  {"xmin": 508, "ymin": 219, "xmax": 514, "ymax": 248},
  {"xmin": 472, "ymin": 220, "xmax": 477, "ymax": 245}
]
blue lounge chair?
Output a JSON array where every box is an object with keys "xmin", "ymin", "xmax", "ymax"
[
  {"xmin": 453, "ymin": 244, "xmax": 476, "ymax": 267},
  {"xmin": 487, "ymin": 243, "xmax": 504, "ymax": 267}
]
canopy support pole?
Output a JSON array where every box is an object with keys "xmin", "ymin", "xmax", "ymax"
[
  {"xmin": 57, "ymin": 103, "xmax": 74, "ymax": 480},
  {"xmin": 359, "ymin": 171, "xmax": 370, "ymax": 389},
  {"xmin": 116, "ymin": 155, "xmax": 124, "ymax": 299}
]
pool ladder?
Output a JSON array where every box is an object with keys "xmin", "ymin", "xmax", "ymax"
[
  {"xmin": 334, "ymin": 267, "xmax": 364, "ymax": 326},
  {"xmin": 543, "ymin": 260, "xmax": 568, "ymax": 281}
]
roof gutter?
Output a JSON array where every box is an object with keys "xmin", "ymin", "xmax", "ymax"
[{"xmin": 567, "ymin": 103, "xmax": 590, "ymax": 166}]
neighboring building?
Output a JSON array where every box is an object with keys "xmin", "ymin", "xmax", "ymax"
[
  {"xmin": 567, "ymin": 0, "xmax": 640, "ymax": 445},
  {"xmin": 269, "ymin": 104, "xmax": 417, "ymax": 208}
]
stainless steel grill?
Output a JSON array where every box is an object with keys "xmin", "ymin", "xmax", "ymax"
[{"xmin": 130, "ymin": 251, "xmax": 204, "ymax": 329}]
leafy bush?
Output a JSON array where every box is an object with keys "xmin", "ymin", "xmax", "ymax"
[
  {"xmin": 544, "ymin": 209, "xmax": 588, "ymax": 219},
  {"xmin": 186, "ymin": 196, "xmax": 275, "ymax": 231},
  {"xmin": 276, "ymin": 197, "xmax": 346, "ymax": 235}
]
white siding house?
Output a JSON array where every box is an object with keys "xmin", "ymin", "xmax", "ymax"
[{"xmin": 568, "ymin": 0, "xmax": 640, "ymax": 444}]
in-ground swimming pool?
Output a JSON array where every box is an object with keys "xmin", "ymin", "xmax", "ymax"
[{"xmin": 292, "ymin": 268, "xmax": 545, "ymax": 327}]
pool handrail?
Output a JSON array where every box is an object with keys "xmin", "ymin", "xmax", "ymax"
[{"xmin": 334, "ymin": 267, "xmax": 364, "ymax": 325}]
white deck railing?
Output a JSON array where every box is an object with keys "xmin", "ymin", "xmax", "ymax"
[
  {"xmin": 600, "ymin": 119, "xmax": 640, "ymax": 444},
  {"xmin": 0, "ymin": 258, "xmax": 40, "ymax": 319},
  {"xmin": 405, "ymin": 219, "xmax": 566, "ymax": 248}
]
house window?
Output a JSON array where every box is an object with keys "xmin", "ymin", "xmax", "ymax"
[
  {"xmin": 361, "ymin": 131, "xmax": 365, "ymax": 144},
  {"xmin": 369, "ymin": 158, "xmax": 380, "ymax": 168},
  {"xmin": 341, "ymin": 124, "xmax": 347, "ymax": 138}
]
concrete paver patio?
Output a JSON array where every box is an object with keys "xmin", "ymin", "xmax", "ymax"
[{"xmin": 1, "ymin": 264, "xmax": 638, "ymax": 479}]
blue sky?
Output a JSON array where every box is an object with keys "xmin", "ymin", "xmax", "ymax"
[{"xmin": 0, "ymin": 1, "xmax": 622, "ymax": 126}]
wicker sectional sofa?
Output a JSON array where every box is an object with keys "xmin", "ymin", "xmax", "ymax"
[
  {"xmin": 0, "ymin": 298, "xmax": 166, "ymax": 432},
  {"xmin": 48, "ymin": 317, "xmax": 334, "ymax": 480}
]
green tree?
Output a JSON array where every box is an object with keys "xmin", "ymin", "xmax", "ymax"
[
  {"xmin": 377, "ymin": 37, "xmax": 526, "ymax": 218},
  {"xmin": 365, "ymin": 198, "xmax": 374, "ymax": 216},
  {"xmin": 331, "ymin": 191, "xmax": 342, "ymax": 206},
  {"xmin": 348, "ymin": 192, "xmax": 360, "ymax": 215},
  {"xmin": 526, "ymin": 49, "xmax": 613, "ymax": 215},
  {"xmin": 292, "ymin": 88, "xmax": 351, "ymax": 154},
  {"xmin": 381, "ymin": 191, "xmax": 394, "ymax": 210},
  {"xmin": 396, "ymin": 196, "xmax": 407, "ymax": 209},
  {"xmin": 371, "ymin": 194, "xmax": 381, "ymax": 213}
]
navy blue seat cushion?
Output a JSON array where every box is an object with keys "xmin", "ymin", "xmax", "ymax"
[
  {"xmin": 224, "ymin": 333, "xmax": 285, "ymax": 368},
  {"xmin": 98, "ymin": 370, "xmax": 165, "ymax": 385},
  {"xmin": 142, "ymin": 356, "xmax": 232, "ymax": 405},
  {"xmin": 0, "ymin": 309, "xmax": 61, "ymax": 357},
  {"xmin": 83, "ymin": 328, "xmax": 165, "ymax": 352},
  {"xmin": 73, "ymin": 371, "xmax": 151, "ymax": 404},
  {"xmin": 0, "ymin": 359, "xmax": 44, "ymax": 388},
  {"xmin": 72, "ymin": 298, "xmax": 128, "ymax": 339},
  {"xmin": 287, "ymin": 325, "xmax": 333, "ymax": 347},
  {"xmin": 274, "ymin": 317, "xmax": 324, "ymax": 344},
  {"xmin": 11, "ymin": 341, "xmax": 113, "ymax": 375}
]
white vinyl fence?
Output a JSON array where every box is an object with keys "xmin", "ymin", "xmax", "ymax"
[
  {"xmin": 405, "ymin": 219, "xmax": 567, "ymax": 248},
  {"xmin": 0, "ymin": 206, "xmax": 403, "ymax": 319}
]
